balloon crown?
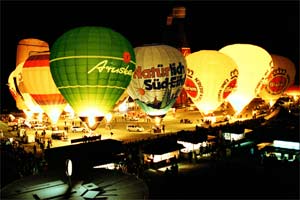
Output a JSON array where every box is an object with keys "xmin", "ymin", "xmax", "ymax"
[
  {"xmin": 272, "ymin": 67, "xmax": 287, "ymax": 76},
  {"xmin": 230, "ymin": 69, "xmax": 239, "ymax": 78}
]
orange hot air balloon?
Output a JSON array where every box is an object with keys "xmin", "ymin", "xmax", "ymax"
[
  {"xmin": 22, "ymin": 52, "xmax": 67, "ymax": 124},
  {"xmin": 16, "ymin": 38, "xmax": 49, "ymax": 66},
  {"xmin": 16, "ymin": 38, "xmax": 49, "ymax": 67},
  {"xmin": 14, "ymin": 38, "xmax": 49, "ymax": 116}
]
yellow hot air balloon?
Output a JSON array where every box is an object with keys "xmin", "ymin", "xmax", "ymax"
[
  {"xmin": 219, "ymin": 44, "xmax": 273, "ymax": 114},
  {"xmin": 258, "ymin": 54, "xmax": 296, "ymax": 107},
  {"xmin": 22, "ymin": 52, "xmax": 67, "ymax": 125},
  {"xmin": 14, "ymin": 62, "xmax": 44, "ymax": 115},
  {"xmin": 184, "ymin": 50, "xmax": 239, "ymax": 115}
]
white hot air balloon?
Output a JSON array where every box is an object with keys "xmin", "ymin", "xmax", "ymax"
[
  {"xmin": 127, "ymin": 44, "xmax": 187, "ymax": 121},
  {"xmin": 219, "ymin": 44, "xmax": 273, "ymax": 114},
  {"xmin": 184, "ymin": 50, "xmax": 239, "ymax": 115}
]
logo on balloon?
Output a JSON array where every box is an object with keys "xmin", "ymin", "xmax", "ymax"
[
  {"xmin": 218, "ymin": 68, "xmax": 238, "ymax": 101},
  {"xmin": 88, "ymin": 59, "xmax": 134, "ymax": 76},
  {"xmin": 184, "ymin": 78, "xmax": 197, "ymax": 98},
  {"xmin": 133, "ymin": 62, "xmax": 185, "ymax": 90},
  {"xmin": 184, "ymin": 77, "xmax": 203, "ymax": 102},
  {"xmin": 123, "ymin": 52, "xmax": 131, "ymax": 63},
  {"xmin": 266, "ymin": 68, "xmax": 289, "ymax": 95}
]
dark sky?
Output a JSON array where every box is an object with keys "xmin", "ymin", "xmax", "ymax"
[{"xmin": 1, "ymin": 0, "xmax": 299, "ymax": 113}]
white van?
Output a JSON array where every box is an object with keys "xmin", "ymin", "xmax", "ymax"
[{"xmin": 126, "ymin": 124, "xmax": 144, "ymax": 132}]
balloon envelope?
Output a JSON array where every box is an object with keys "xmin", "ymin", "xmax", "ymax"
[
  {"xmin": 8, "ymin": 70, "xmax": 28, "ymax": 110},
  {"xmin": 219, "ymin": 44, "xmax": 273, "ymax": 114},
  {"xmin": 16, "ymin": 38, "xmax": 49, "ymax": 67},
  {"xmin": 127, "ymin": 44, "xmax": 187, "ymax": 117},
  {"xmin": 14, "ymin": 62, "xmax": 43, "ymax": 114},
  {"xmin": 259, "ymin": 54, "xmax": 296, "ymax": 106},
  {"xmin": 50, "ymin": 26, "xmax": 136, "ymax": 123},
  {"xmin": 22, "ymin": 52, "xmax": 67, "ymax": 124},
  {"xmin": 184, "ymin": 50, "xmax": 239, "ymax": 114}
]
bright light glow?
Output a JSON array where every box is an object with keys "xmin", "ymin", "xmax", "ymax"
[
  {"xmin": 88, "ymin": 117, "xmax": 96, "ymax": 128},
  {"xmin": 78, "ymin": 108, "xmax": 105, "ymax": 118},
  {"xmin": 203, "ymin": 115, "xmax": 216, "ymax": 124},
  {"xmin": 154, "ymin": 116, "xmax": 162, "ymax": 126},
  {"xmin": 37, "ymin": 112, "xmax": 43, "ymax": 122},
  {"xmin": 66, "ymin": 159, "xmax": 72, "ymax": 176},
  {"xmin": 152, "ymin": 151, "xmax": 179, "ymax": 163},
  {"xmin": 46, "ymin": 107, "xmax": 61, "ymax": 125},
  {"xmin": 79, "ymin": 115, "xmax": 104, "ymax": 130},
  {"xmin": 93, "ymin": 163, "xmax": 116, "ymax": 170},
  {"xmin": 223, "ymin": 132, "xmax": 244, "ymax": 141},
  {"xmin": 64, "ymin": 104, "xmax": 75, "ymax": 119},
  {"xmin": 273, "ymin": 140, "xmax": 300, "ymax": 150},
  {"xmin": 105, "ymin": 113, "xmax": 112, "ymax": 123},
  {"xmin": 268, "ymin": 99, "xmax": 276, "ymax": 107},
  {"xmin": 225, "ymin": 95, "xmax": 250, "ymax": 114},
  {"xmin": 178, "ymin": 141, "xmax": 201, "ymax": 153},
  {"xmin": 118, "ymin": 101, "xmax": 128, "ymax": 113}
]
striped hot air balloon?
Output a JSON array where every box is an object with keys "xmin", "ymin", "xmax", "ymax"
[{"xmin": 22, "ymin": 52, "xmax": 67, "ymax": 124}]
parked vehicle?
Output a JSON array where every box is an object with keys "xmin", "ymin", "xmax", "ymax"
[
  {"xmin": 33, "ymin": 124, "xmax": 46, "ymax": 130},
  {"xmin": 71, "ymin": 126, "xmax": 87, "ymax": 133},
  {"xmin": 126, "ymin": 124, "xmax": 144, "ymax": 132}
]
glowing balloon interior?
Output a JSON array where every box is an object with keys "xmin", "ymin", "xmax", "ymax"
[
  {"xmin": 219, "ymin": 44, "xmax": 273, "ymax": 114},
  {"xmin": 50, "ymin": 26, "xmax": 136, "ymax": 129},
  {"xmin": 184, "ymin": 50, "xmax": 239, "ymax": 114}
]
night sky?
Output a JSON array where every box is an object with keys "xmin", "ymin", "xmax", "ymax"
[{"xmin": 1, "ymin": 0, "xmax": 299, "ymax": 113}]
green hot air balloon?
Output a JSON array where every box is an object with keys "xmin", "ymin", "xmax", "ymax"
[{"xmin": 50, "ymin": 26, "xmax": 136, "ymax": 129}]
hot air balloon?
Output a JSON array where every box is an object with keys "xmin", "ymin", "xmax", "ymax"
[
  {"xmin": 184, "ymin": 50, "xmax": 239, "ymax": 115},
  {"xmin": 22, "ymin": 52, "xmax": 67, "ymax": 125},
  {"xmin": 13, "ymin": 38, "xmax": 49, "ymax": 120},
  {"xmin": 219, "ymin": 44, "xmax": 273, "ymax": 115},
  {"xmin": 8, "ymin": 70, "xmax": 28, "ymax": 111},
  {"xmin": 258, "ymin": 54, "xmax": 296, "ymax": 107},
  {"xmin": 14, "ymin": 62, "xmax": 44, "ymax": 117},
  {"xmin": 50, "ymin": 26, "xmax": 136, "ymax": 130},
  {"xmin": 127, "ymin": 44, "xmax": 187, "ymax": 124},
  {"xmin": 16, "ymin": 38, "xmax": 49, "ymax": 67}
]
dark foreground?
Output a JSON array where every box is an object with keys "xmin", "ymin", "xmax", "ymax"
[{"xmin": 144, "ymin": 158, "xmax": 299, "ymax": 200}]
